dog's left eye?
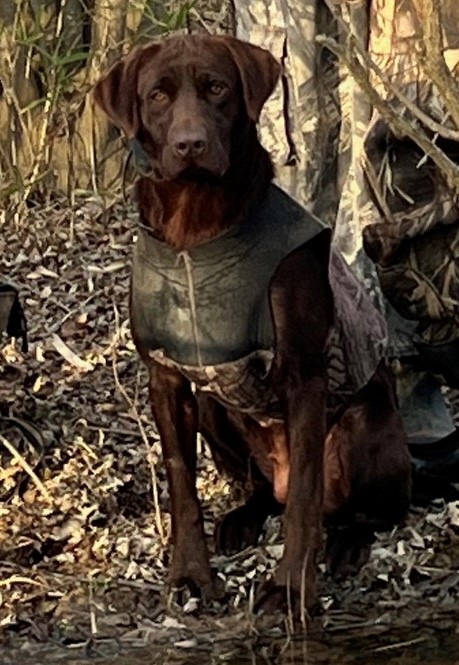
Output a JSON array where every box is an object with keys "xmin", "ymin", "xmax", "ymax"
[
  {"xmin": 208, "ymin": 82, "xmax": 225, "ymax": 96},
  {"xmin": 150, "ymin": 89, "xmax": 168, "ymax": 103}
]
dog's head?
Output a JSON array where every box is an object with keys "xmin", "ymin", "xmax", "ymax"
[{"xmin": 93, "ymin": 34, "xmax": 280, "ymax": 181}]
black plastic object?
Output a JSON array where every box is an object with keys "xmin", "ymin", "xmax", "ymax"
[{"xmin": 0, "ymin": 284, "xmax": 28, "ymax": 352}]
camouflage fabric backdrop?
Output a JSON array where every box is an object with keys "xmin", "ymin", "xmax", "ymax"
[{"xmin": 234, "ymin": 0, "xmax": 459, "ymax": 357}]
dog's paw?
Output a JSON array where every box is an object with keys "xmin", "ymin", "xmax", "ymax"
[
  {"xmin": 253, "ymin": 578, "xmax": 318, "ymax": 622},
  {"xmin": 169, "ymin": 574, "xmax": 225, "ymax": 608},
  {"xmin": 169, "ymin": 556, "xmax": 225, "ymax": 605},
  {"xmin": 326, "ymin": 524, "xmax": 375, "ymax": 579},
  {"xmin": 169, "ymin": 573, "xmax": 225, "ymax": 608},
  {"xmin": 214, "ymin": 504, "xmax": 265, "ymax": 554}
]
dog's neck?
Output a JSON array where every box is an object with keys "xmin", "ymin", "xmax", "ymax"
[{"xmin": 135, "ymin": 127, "xmax": 274, "ymax": 251}]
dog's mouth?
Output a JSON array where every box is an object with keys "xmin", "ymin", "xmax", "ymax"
[
  {"xmin": 173, "ymin": 164, "xmax": 225, "ymax": 183},
  {"xmin": 162, "ymin": 146, "xmax": 229, "ymax": 182}
]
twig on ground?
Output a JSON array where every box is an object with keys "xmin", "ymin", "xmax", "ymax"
[
  {"xmin": 0, "ymin": 433, "xmax": 53, "ymax": 503},
  {"xmin": 110, "ymin": 301, "xmax": 166, "ymax": 545}
]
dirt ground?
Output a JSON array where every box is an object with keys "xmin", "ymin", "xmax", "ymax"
[{"xmin": 0, "ymin": 197, "xmax": 458, "ymax": 662}]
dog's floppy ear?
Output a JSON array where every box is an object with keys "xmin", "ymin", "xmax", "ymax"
[
  {"xmin": 220, "ymin": 37, "xmax": 281, "ymax": 122},
  {"xmin": 93, "ymin": 43, "xmax": 161, "ymax": 139}
]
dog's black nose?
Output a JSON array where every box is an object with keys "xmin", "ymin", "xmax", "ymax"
[{"xmin": 173, "ymin": 131, "xmax": 207, "ymax": 158}]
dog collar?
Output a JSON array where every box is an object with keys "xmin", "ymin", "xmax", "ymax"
[{"xmin": 126, "ymin": 138, "xmax": 154, "ymax": 177}]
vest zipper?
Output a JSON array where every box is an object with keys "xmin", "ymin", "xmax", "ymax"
[{"xmin": 176, "ymin": 250, "xmax": 203, "ymax": 367}]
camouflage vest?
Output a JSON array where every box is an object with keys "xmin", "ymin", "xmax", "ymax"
[{"xmin": 131, "ymin": 184, "xmax": 387, "ymax": 424}]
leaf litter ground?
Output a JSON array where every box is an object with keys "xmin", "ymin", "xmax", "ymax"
[{"xmin": 0, "ymin": 198, "xmax": 458, "ymax": 662}]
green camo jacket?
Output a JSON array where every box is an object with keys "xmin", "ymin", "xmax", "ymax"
[{"xmin": 131, "ymin": 184, "xmax": 387, "ymax": 424}]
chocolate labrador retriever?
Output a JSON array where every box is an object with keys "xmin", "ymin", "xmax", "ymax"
[{"xmin": 94, "ymin": 34, "xmax": 411, "ymax": 615}]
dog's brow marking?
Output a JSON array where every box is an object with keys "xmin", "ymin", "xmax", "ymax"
[{"xmin": 176, "ymin": 250, "xmax": 203, "ymax": 367}]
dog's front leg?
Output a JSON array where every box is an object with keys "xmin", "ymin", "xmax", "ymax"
[
  {"xmin": 257, "ymin": 361, "xmax": 328, "ymax": 617},
  {"xmin": 256, "ymin": 235, "xmax": 333, "ymax": 618},
  {"xmin": 281, "ymin": 368, "xmax": 327, "ymax": 610},
  {"xmin": 147, "ymin": 360, "xmax": 216, "ymax": 600}
]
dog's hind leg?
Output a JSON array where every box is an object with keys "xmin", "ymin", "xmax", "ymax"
[{"xmin": 324, "ymin": 363, "xmax": 412, "ymax": 578}]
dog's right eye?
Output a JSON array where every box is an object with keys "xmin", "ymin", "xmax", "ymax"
[
  {"xmin": 208, "ymin": 82, "xmax": 225, "ymax": 96},
  {"xmin": 150, "ymin": 89, "xmax": 168, "ymax": 103}
]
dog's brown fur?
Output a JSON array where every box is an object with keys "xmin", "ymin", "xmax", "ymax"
[{"xmin": 94, "ymin": 34, "xmax": 411, "ymax": 615}]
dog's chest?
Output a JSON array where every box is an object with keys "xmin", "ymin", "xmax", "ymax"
[
  {"xmin": 132, "ymin": 233, "xmax": 276, "ymax": 367},
  {"xmin": 131, "ymin": 185, "xmax": 323, "ymax": 367},
  {"xmin": 130, "ymin": 184, "xmax": 388, "ymax": 422}
]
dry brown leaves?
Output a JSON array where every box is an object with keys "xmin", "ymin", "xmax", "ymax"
[{"xmin": 0, "ymin": 198, "xmax": 458, "ymax": 661}]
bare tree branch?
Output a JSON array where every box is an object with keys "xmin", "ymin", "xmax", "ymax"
[
  {"xmin": 412, "ymin": 0, "xmax": 459, "ymax": 131},
  {"xmin": 322, "ymin": 0, "xmax": 459, "ymax": 143},
  {"xmin": 316, "ymin": 34, "xmax": 459, "ymax": 195}
]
